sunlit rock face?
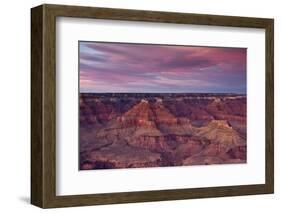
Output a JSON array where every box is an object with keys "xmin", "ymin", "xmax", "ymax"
[{"xmin": 79, "ymin": 93, "xmax": 246, "ymax": 170}]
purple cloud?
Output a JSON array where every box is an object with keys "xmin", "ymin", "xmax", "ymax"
[{"xmin": 79, "ymin": 42, "xmax": 246, "ymax": 93}]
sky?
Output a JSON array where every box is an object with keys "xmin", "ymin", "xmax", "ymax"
[{"xmin": 79, "ymin": 42, "xmax": 246, "ymax": 93}]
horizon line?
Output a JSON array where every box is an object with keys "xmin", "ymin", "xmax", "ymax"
[{"xmin": 80, "ymin": 92, "xmax": 246, "ymax": 95}]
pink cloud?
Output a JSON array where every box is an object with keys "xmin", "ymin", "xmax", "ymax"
[{"xmin": 79, "ymin": 42, "xmax": 246, "ymax": 93}]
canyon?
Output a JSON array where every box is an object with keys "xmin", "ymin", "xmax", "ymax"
[{"xmin": 79, "ymin": 93, "xmax": 246, "ymax": 170}]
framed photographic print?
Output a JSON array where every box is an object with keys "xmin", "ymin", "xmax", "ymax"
[{"xmin": 31, "ymin": 4, "xmax": 274, "ymax": 208}]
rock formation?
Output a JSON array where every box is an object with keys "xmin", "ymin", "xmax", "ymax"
[{"xmin": 79, "ymin": 93, "xmax": 247, "ymax": 170}]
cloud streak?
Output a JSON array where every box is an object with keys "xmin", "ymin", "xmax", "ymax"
[{"xmin": 79, "ymin": 42, "xmax": 246, "ymax": 93}]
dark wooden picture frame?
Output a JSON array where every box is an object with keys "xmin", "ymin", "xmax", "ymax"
[{"xmin": 31, "ymin": 4, "xmax": 274, "ymax": 208}]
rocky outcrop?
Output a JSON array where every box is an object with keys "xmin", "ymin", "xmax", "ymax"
[
  {"xmin": 195, "ymin": 120, "xmax": 245, "ymax": 146},
  {"xmin": 81, "ymin": 144, "xmax": 162, "ymax": 169}
]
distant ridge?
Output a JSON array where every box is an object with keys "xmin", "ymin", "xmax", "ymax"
[{"xmin": 80, "ymin": 92, "xmax": 246, "ymax": 98}]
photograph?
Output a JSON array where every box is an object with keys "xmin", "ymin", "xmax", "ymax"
[
  {"xmin": 30, "ymin": 4, "xmax": 274, "ymax": 208},
  {"xmin": 79, "ymin": 42, "xmax": 247, "ymax": 170}
]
